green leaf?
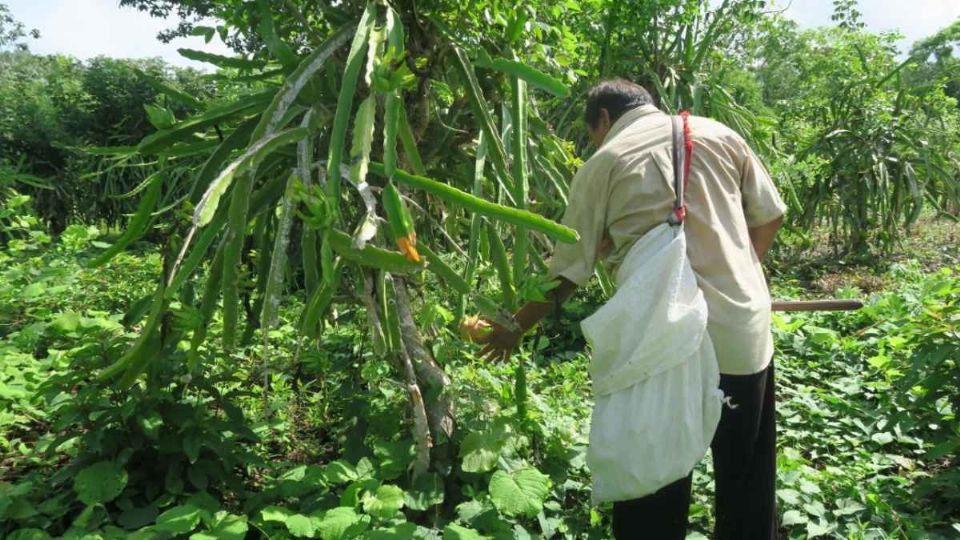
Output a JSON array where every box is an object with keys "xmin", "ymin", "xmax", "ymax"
[
  {"xmin": 73, "ymin": 503, "xmax": 108, "ymax": 529},
  {"xmin": 442, "ymin": 524, "xmax": 489, "ymax": 540},
  {"xmin": 74, "ymin": 461, "xmax": 128, "ymax": 505},
  {"xmin": 183, "ymin": 432, "xmax": 202, "ymax": 463},
  {"xmin": 139, "ymin": 69, "xmax": 204, "ymax": 108},
  {"xmin": 193, "ymin": 126, "xmax": 308, "ymax": 228},
  {"xmin": 450, "ymin": 47, "xmax": 515, "ymax": 202},
  {"xmin": 362, "ymin": 485, "xmax": 405, "ymax": 519},
  {"xmin": 51, "ymin": 311, "xmax": 81, "ymax": 333},
  {"xmin": 119, "ymin": 505, "xmax": 159, "ymax": 530},
  {"xmin": 340, "ymin": 478, "xmax": 379, "ymax": 509},
  {"xmin": 261, "ymin": 505, "xmax": 292, "ymax": 523},
  {"xmin": 86, "ymin": 172, "xmax": 162, "ymax": 268},
  {"xmin": 177, "ymin": 49, "xmax": 265, "ymax": 70},
  {"xmin": 781, "ymin": 509, "xmax": 806, "ymax": 526},
  {"xmin": 834, "ymin": 498, "xmax": 866, "ymax": 516},
  {"xmin": 186, "ymin": 491, "xmax": 221, "ymax": 514},
  {"xmin": 459, "ymin": 427, "xmax": 509, "ymax": 474},
  {"xmin": 252, "ymin": 24, "xmax": 353, "ymax": 141},
  {"xmin": 165, "ymin": 462, "xmax": 185, "ymax": 494},
  {"xmin": 324, "ymin": 460, "xmax": 360, "ymax": 485},
  {"xmin": 326, "ymin": 3, "xmax": 377, "ymax": 209},
  {"xmin": 0, "ymin": 494, "xmax": 36, "ymax": 520},
  {"xmin": 155, "ymin": 504, "xmax": 202, "ymax": 535},
  {"xmin": 927, "ymin": 437, "xmax": 960, "ymax": 459},
  {"xmin": 138, "ymin": 411, "xmax": 163, "ymax": 440},
  {"xmin": 327, "ymin": 229, "xmax": 423, "ymax": 273},
  {"xmin": 404, "ymin": 473, "xmax": 444, "ymax": 511},
  {"xmin": 187, "ymin": 464, "xmax": 209, "ymax": 490},
  {"xmin": 488, "ymin": 468, "xmax": 550, "ymax": 517},
  {"xmin": 189, "ymin": 512, "xmax": 248, "ymax": 540},
  {"xmin": 368, "ymin": 164, "xmax": 578, "ymax": 244},
  {"xmin": 349, "ymin": 96, "xmax": 377, "ymax": 190},
  {"xmin": 805, "ymin": 519, "xmax": 836, "ymax": 538},
  {"xmin": 363, "ymin": 522, "xmax": 418, "ymax": 540},
  {"xmin": 373, "ymin": 441, "xmax": 413, "ymax": 480},
  {"xmin": 286, "ymin": 513, "xmax": 317, "ymax": 538},
  {"xmin": 145, "ymin": 103, "xmax": 177, "ymax": 129},
  {"xmin": 777, "ymin": 488, "xmax": 802, "ymax": 505},
  {"xmin": 7, "ymin": 529, "xmax": 52, "ymax": 540},
  {"xmin": 255, "ymin": 0, "xmax": 298, "ymax": 70},
  {"xmin": 137, "ymin": 92, "xmax": 272, "ymax": 154},
  {"xmin": 316, "ymin": 507, "xmax": 371, "ymax": 540},
  {"xmin": 871, "ymin": 432, "xmax": 894, "ymax": 445},
  {"xmin": 474, "ymin": 56, "xmax": 570, "ymax": 98}
]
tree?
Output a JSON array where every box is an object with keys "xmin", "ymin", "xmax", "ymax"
[
  {"xmin": 0, "ymin": 51, "xmax": 209, "ymax": 231},
  {"xmin": 0, "ymin": 2, "xmax": 38, "ymax": 51}
]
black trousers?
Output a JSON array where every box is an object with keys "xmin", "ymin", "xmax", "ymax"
[{"xmin": 612, "ymin": 364, "xmax": 778, "ymax": 540}]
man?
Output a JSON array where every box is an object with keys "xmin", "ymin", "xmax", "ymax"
[{"xmin": 478, "ymin": 79, "xmax": 786, "ymax": 539}]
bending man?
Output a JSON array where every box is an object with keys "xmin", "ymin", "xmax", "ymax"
[{"xmin": 479, "ymin": 79, "xmax": 786, "ymax": 539}]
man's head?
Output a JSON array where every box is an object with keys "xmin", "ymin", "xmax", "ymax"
[{"xmin": 584, "ymin": 79, "xmax": 654, "ymax": 147}]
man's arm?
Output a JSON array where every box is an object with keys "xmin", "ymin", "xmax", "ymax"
[
  {"xmin": 478, "ymin": 151, "xmax": 610, "ymax": 360},
  {"xmin": 478, "ymin": 277, "xmax": 578, "ymax": 360},
  {"xmin": 511, "ymin": 277, "xmax": 579, "ymax": 332},
  {"xmin": 748, "ymin": 215, "xmax": 783, "ymax": 261}
]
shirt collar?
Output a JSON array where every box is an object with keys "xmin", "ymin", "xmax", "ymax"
[{"xmin": 602, "ymin": 104, "xmax": 661, "ymax": 147}]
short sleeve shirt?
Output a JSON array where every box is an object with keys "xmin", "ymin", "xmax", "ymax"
[{"xmin": 548, "ymin": 105, "xmax": 787, "ymax": 375}]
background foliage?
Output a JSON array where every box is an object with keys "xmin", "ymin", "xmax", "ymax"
[{"xmin": 0, "ymin": 0, "xmax": 959, "ymax": 539}]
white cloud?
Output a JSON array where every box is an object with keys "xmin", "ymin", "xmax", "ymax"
[
  {"xmin": 6, "ymin": 0, "xmax": 233, "ymax": 69},
  {"xmin": 7, "ymin": 0, "xmax": 960, "ymax": 67},
  {"xmin": 774, "ymin": 0, "xmax": 960, "ymax": 50}
]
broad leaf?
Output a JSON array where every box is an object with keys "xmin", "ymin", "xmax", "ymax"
[
  {"xmin": 155, "ymin": 504, "xmax": 202, "ymax": 535},
  {"xmin": 362, "ymin": 485, "xmax": 405, "ymax": 519},
  {"xmin": 73, "ymin": 461, "xmax": 127, "ymax": 505},
  {"xmin": 373, "ymin": 441, "xmax": 414, "ymax": 480},
  {"xmin": 459, "ymin": 424, "xmax": 510, "ymax": 473},
  {"xmin": 261, "ymin": 505, "xmax": 292, "ymax": 523},
  {"xmin": 190, "ymin": 512, "xmax": 248, "ymax": 540},
  {"xmin": 363, "ymin": 522, "xmax": 418, "ymax": 540},
  {"xmin": 323, "ymin": 460, "xmax": 360, "ymax": 485},
  {"xmin": 488, "ymin": 468, "xmax": 550, "ymax": 517},
  {"xmin": 442, "ymin": 524, "xmax": 489, "ymax": 540},
  {"xmin": 404, "ymin": 473, "xmax": 444, "ymax": 511},
  {"xmin": 286, "ymin": 513, "xmax": 317, "ymax": 538},
  {"xmin": 316, "ymin": 507, "xmax": 371, "ymax": 540}
]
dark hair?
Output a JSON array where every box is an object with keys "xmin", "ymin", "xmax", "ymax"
[{"xmin": 584, "ymin": 79, "xmax": 654, "ymax": 128}]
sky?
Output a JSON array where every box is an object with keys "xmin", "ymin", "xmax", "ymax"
[
  {"xmin": 5, "ymin": 0, "xmax": 960, "ymax": 69},
  {"xmin": 774, "ymin": 0, "xmax": 960, "ymax": 45},
  {"xmin": 5, "ymin": 0, "xmax": 232, "ymax": 69}
]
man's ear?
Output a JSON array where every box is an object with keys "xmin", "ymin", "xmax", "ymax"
[{"xmin": 599, "ymin": 108, "xmax": 611, "ymax": 130}]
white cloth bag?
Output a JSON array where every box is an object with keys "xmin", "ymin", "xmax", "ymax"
[{"xmin": 582, "ymin": 222, "xmax": 723, "ymax": 504}]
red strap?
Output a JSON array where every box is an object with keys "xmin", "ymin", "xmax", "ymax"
[
  {"xmin": 672, "ymin": 111, "xmax": 694, "ymax": 224},
  {"xmin": 680, "ymin": 111, "xmax": 694, "ymax": 193}
]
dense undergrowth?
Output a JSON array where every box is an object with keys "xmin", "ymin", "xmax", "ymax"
[{"xmin": 1, "ymin": 203, "xmax": 957, "ymax": 540}]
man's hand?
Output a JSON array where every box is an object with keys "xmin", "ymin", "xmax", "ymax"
[
  {"xmin": 476, "ymin": 320, "xmax": 524, "ymax": 362},
  {"xmin": 469, "ymin": 277, "xmax": 580, "ymax": 362}
]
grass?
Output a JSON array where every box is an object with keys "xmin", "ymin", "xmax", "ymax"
[{"xmin": 0, "ymin": 219, "xmax": 957, "ymax": 538}]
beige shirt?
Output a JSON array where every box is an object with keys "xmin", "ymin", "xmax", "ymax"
[{"xmin": 548, "ymin": 105, "xmax": 787, "ymax": 375}]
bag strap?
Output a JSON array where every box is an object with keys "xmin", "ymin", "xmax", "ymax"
[{"xmin": 668, "ymin": 112, "xmax": 694, "ymax": 226}]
